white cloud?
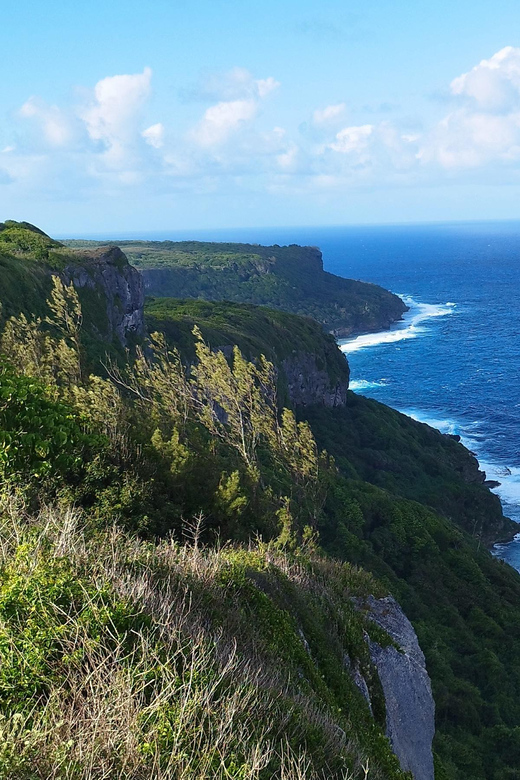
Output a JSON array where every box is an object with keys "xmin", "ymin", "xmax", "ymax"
[
  {"xmin": 450, "ymin": 46, "xmax": 520, "ymax": 112},
  {"xmin": 19, "ymin": 98, "xmax": 72, "ymax": 147},
  {"xmin": 142, "ymin": 123, "xmax": 165, "ymax": 149},
  {"xmin": 256, "ymin": 77, "xmax": 279, "ymax": 98},
  {"xmin": 277, "ymin": 143, "xmax": 299, "ymax": 170},
  {"xmin": 192, "ymin": 99, "xmax": 258, "ymax": 147},
  {"xmin": 421, "ymin": 47, "xmax": 520, "ymax": 169},
  {"xmin": 189, "ymin": 71, "xmax": 279, "ymax": 149},
  {"xmin": 11, "ymin": 49, "xmax": 520, "ymax": 207},
  {"xmin": 313, "ymin": 103, "xmax": 346, "ymax": 125},
  {"xmin": 329, "ymin": 124, "xmax": 373, "ymax": 154},
  {"xmin": 78, "ymin": 67, "xmax": 157, "ymax": 173},
  {"xmin": 81, "ymin": 67, "xmax": 152, "ymax": 145},
  {"xmin": 12, "ymin": 67, "xmax": 163, "ymax": 191},
  {"xmin": 188, "ymin": 67, "xmax": 280, "ymax": 102}
]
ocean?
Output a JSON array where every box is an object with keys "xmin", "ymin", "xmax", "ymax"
[{"xmin": 74, "ymin": 221, "xmax": 520, "ymax": 569}]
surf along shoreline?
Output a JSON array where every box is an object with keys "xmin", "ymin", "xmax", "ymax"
[{"xmin": 336, "ymin": 294, "xmax": 520, "ymax": 560}]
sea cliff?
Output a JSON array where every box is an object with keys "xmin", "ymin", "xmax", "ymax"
[{"xmin": 64, "ymin": 238, "xmax": 408, "ymax": 337}]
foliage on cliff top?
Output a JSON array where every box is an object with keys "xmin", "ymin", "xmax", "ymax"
[
  {"xmin": 0, "ymin": 222, "xmax": 83, "ymax": 322},
  {"xmin": 64, "ymin": 237, "xmax": 407, "ymax": 334},
  {"xmin": 0, "ymin": 222, "xmax": 142, "ymax": 371},
  {"xmin": 0, "ymin": 220, "xmax": 76, "ymax": 270},
  {"xmin": 144, "ymin": 297, "xmax": 350, "ymax": 389},
  {"xmin": 303, "ymin": 396, "xmax": 512, "ymax": 544}
]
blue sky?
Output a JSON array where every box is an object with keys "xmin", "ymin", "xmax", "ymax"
[{"xmin": 3, "ymin": 0, "xmax": 520, "ymax": 234}]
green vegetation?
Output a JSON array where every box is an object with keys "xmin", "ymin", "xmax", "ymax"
[
  {"xmin": 145, "ymin": 297, "xmax": 350, "ymax": 404},
  {"xmin": 64, "ymin": 238, "xmax": 407, "ymax": 335},
  {"xmin": 4, "ymin": 223, "xmax": 520, "ymax": 777},
  {"xmin": 0, "ymin": 222, "xmax": 142, "ymax": 375},
  {"xmin": 0, "ymin": 278, "xmax": 408, "ymax": 778},
  {"xmin": 303, "ymin": 396, "xmax": 513, "ymax": 544}
]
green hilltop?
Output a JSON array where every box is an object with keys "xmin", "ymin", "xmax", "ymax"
[{"xmin": 1, "ymin": 222, "xmax": 520, "ymax": 778}]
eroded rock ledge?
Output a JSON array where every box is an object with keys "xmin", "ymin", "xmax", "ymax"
[
  {"xmin": 281, "ymin": 351, "xmax": 349, "ymax": 408},
  {"xmin": 360, "ymin": 596, "xmax": 435, "ymax": 780},
  {"xmin": 63, "ymin": 246, "xmax": 144, "ymax": 346}
]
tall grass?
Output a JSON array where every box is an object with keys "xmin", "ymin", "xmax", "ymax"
[{"xmin": 0, "ymin": 495, "xmax": 399, "ymax": 779}]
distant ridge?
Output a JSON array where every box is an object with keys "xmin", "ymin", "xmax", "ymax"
[{"xmin": 64, "ymin": 238, "xmax": 408, "ymax": 337}]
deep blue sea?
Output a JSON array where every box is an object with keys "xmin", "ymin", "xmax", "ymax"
[{"xmin": 69, "ymin": 221, "xmax": 520, "ymax": 569}]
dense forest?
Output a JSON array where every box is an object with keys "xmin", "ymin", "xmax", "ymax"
[{"xmin": 2, "ymin": 221, "xmax": 520, "ymax": 778}]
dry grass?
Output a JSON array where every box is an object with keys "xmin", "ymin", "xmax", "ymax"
[{"xmin": 0, "ymin": 495, "xmax": 391, "ymax": 779}]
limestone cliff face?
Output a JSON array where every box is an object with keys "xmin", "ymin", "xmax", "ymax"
[
  {"xmin": 360, "ymin": 596, "xmax": 435, "ymax": 780},
  {"xmin": 281, "ymin": 351, "xmax": 349, "ymax": 408},
  {"xmin": 63, "ymin": 246, "xmax": 144, "ymax": 346}
]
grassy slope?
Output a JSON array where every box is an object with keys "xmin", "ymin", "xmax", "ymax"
[
  {"xmin": 143, "ymin": 296, "xmax": 520, "ymax": 777},
  {"xmin": 0, "ymin": 497, "xmax": 408, "ymax": 780},
  {"xmin": 64, "ymin": 238, "xmax": 408, "ymax": 335}
]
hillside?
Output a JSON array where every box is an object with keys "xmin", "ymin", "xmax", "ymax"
[
  {"xmin": 64, "ymin": 238, "xmax": 408, "ymax": 337},
  {"xmin": 144, "ymin": 298, "xmax": 351, "ymax": 407},
  {"xmin": 2, "ymin": 222, "xmax": 520, "ymax": 778},
  {"xmin": 0, "ymin": 221, "xmax": 144, "ymax": 363}
]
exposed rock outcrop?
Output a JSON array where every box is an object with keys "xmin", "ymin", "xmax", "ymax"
[
  {"xmin": 63, "ymin": 246, "xmax": 144, "ymax": 346},
  {"xmin": 281, "ymin": 351, "xmax": 349, "ymax": 408},
  {"xmin": 362, "ymin": 596, "xmax": 435, "ymax": 780}
]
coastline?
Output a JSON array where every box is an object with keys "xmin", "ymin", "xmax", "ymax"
[
  {"xmin": 337, "ymin": 295, "xmax": 456, "ymax": 355},
  {"xmin": 336, "ymin": 294, "xmax": 520, "ymax": 554}
]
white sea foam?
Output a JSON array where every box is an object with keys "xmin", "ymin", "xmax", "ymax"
[
  {"xmin": 338, "ymin": 295, "xmax": 456, "ymax": 354},
  {"xmin": 349, "ymin": 379, "xmax": 388, "ymax": 391},
  {"xmin": 479, "ymin": 461, "xmax": 520, "ymax": 522},
  {"xmin": 399, "ymin": 409, "xmax": 479, "ymax": 442}
]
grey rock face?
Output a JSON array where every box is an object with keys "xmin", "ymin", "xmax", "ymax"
[
  {"xmin": 343, "ymin": 653, "xmax": 373, "ymax": 713},
  {"xmin": 63, "ymin": 247, "xmax": 144, "ymax": 346},
  {"xmin": 281, "ymin": 352, "xmax": 349, "ymax": 408},
  {"xmin": 364, "ymin": 596, "xmax": 435, "ymax": 780}
]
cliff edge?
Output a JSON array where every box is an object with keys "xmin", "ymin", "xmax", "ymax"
[
  {"xmin": 362, "ymin": 596, "xmax": 435, "ymax": 780},
  {"xmin": 63, "ymin": 246, "xmax": 144, "ymax": 347},
  {"xmin": 63, "ymin": 238, "xmax": 408, "ymax": 337}
]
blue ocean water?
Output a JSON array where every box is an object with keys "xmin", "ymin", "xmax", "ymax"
[{"xmin": 71, "ymin": 221, "xmax": 520, "ymax": 568}]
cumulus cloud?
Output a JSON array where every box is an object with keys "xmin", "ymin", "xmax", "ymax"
[
  {"xmin": 255, "ymin": 77, "xmax": 279, "ymax": 99},
  {"xmin": 190, "ymin": 70, "xmax": 279, "ymax": 148},
  {"xmin": 10, "ymin": 49, "xmax": 520, "ymax": 206},
  {"xmin": 313, "ymin": 103, "xmax": 346, "ymax": 125},
  {"xmin": 11, "ymin": 66, "xmax": 165, "ymax": 193},
  {"xmin": 276, "ymin": 143, "xmax": 300, "ymax": 171},
  {"xmin": 450, "ymin": 47, "xmax": 520, "ymax": 112},
  {"xmin": 185, "ymin": 67, "xmax": 280, "ymax": 102},
  {"xmin": 420, "ymin": 47, "xmax": 520, "ymax": 169},
  {"xmin": 142, "ymin": 123, "xmax": 165, "ymax": 149},
  {"xmin": 191, "ymin": 99, "xmax": 258, "ymax": 147},
  {"xmin": 80, "ymin": 67, "xmax": 152, "ymax": 145},
  {"xmin": 328, "ymin": 124, "xmax": 374, "ymax": 155}
]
